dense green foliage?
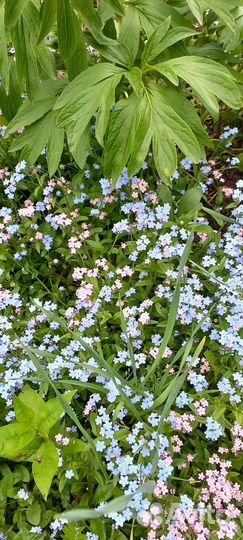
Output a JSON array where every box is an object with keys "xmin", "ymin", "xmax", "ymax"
[{"xmin": 0, "ymin": 0, "xmax": 242, "ymax": 181}]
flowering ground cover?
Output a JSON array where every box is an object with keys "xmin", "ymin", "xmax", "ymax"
[{"xmin": 0, "ymin": 122, "xmax": 243, "ymax": 540}]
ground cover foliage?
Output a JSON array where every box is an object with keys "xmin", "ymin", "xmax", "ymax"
[{"xmin": 0, "ymin": 1, "xmax": 243, "ymax": 539}]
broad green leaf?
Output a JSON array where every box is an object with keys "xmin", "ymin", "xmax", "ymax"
[
  {"xmin": 65, "ymin": 8, "xmax": 88, "ymax": 79},
  {"xmin": 124, "ymin": 67, "xmax": 144, "ymax": 96},
  {"xmin": 152, "ymin": 122, "xmax": 177, "ymax": 181},
  {"xmin": 95, "ymin": 73, "xmax": 122, "ymax": 145},
  {"xmin": 156, "ymin": 56, "xmax": 241, "ymax": 114},
  {"xmin": 13, "ymin": 395, "xmax": 35, "ymax": 425},
  {"xmin": 135, "ymin": 0, "xmax": 193, "ymax": 37},
  {"xmin": 26, "ymin": 501, "xmax": 41, "ymax": 526},
  {"xmin": 37, "ymin": 391, "xmax": 76, "ymax": 436},
  {"xmin": 35, "ymin": 41, "xmax": 56, "ymax": 80},
  {"xmin": 67, "ymin": 122, "xmax": 90, "ymax": 168},
  {"xmin": 0, "ymin": 63, "xmax": 22, "ymax": 121},
  {"xmin": 128, "ymin": 93, "xmax": 152, "ymax": 177},
  {"xmin": 141, "ymin": 17, "xmax": 171, "ymax": 66},
  {"xmin": 0, "ymin": 423, "xmax": 36, "ymax": 460},
  {"xmin": 119, "ymin": 4, "xmax": 140, "ymax": 63},
  {"xmin": 10, "ymin": 111, "xmax": 53, "ymax": 165},
  {"xmin": 156, "ymin": 86, "xmax": 212, "ymax": 151},
  {"xmin": 57, "ymin": 78, "xmax": 110, "ymax": 129},
  {"xmin": 55, "ymin": 63, "xmax": 123, "ymax": 109},
  {"xmin": 18, "ymin": 385, "xmax": 45, "ymax": 416},
  {"xmin": 73, "ymin": 0, "xmax": 102, "ymax": 34},
  {"xmin": 0, "ymin": 6, "xmax": 9, "ymax": 93},
  {"xmin": 178, "ymin": 187, "xmax": 203, "ymax": 216},
  {"xmin": 32, "ymin": 441, "xmax": 59, "ymax": 500},
  {"xmin": 47, "ymin": 117, "xmax": 64, "ymax": 177},
  {"xmin": 26, "ymin": 349, "xmax": 109, "ymax": 480},
  {"xmin": 149, "ymin": 83, "xmax": 203, "ymax": 163},
  {"xmin": 90, "ymin": 519, "xmax": 106, "ymax": 540},
  {"xmin": 6, "ymin": 79, "xmax": 66, "ymax": 135},
  {"xmin": 11, "ymin": 13, "xmax": 39, "ymax": 99},
  {"xmin": 4, "ymin": 0, "xmax": 29, "ymax": 27},
  {"xmin": 104, "ymin": 95, "xmax": 138, "ymax": 182},
  {"xmin": 87, "ymin": 37, "xmax": 134, "ymax": 68},
  {"xmin": 38, "ymin": 0, "xmax": 57, "ymax": 43},
  {"xmin": 57, "ymin": 0, "xmax": 78, "ymax": 58},
  {"xmin": 145, "ymin": 26, "xmax": 197, "ymax": 60},
  {"xmin": 186, "ymin": 0, "xmax": 203, "ymax": 24}
]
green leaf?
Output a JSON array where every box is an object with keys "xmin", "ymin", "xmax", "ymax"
[
  {"xmin": 95, "ymin": 73, "xmax": 123, "ymax": 145},
  {"xmin": 145, "ymin": 233, "xmax": 194, "ymax": 381},
  {"xmin": 11, "ymin": 12, "xmax": 39, "ymax": 99},
  {"xmin": 178, "ymin": 187, "xmax": 203, "ymax": 216},
  {"xmin": 0, "ymin": 423, "xmax": 36, "ymax": 460},
  {"xmin": 55, "ymin": 63, "xmax": 123, "ymax": 110},
  {"xmin": 32, "ymin": 441, "xmax": 59, "ymax": 500},
  {"xmin": 152, "ymin": 122, "xmax": 177, "ymax": 181},
  {"xmin": 4, "ymin": 0, "xmax": 29, "ymax": 27},
  {"xmin": 26, "ymin": 501, "xmax": 41, "ymax": 526},
  {"xmin": 205, "ymin": 0, "xmax": 236, "ymax": 32},
  {"xmin": 0, "ymin": 6, "xmax": 9, "ymax": 93},
  {"xmin": 0, "ymin": 63, "xmax": 22, "ymax": 121},
  {"xmin": 13, "ymin": 395, "xmax": 35, "ymax": 425},
  {"xmin": 119, "ymin": 4, "xmax": 140, "ymax": 63},
  {"xmin": 149, "ymin": 83, "xmax": 203, "ymax": 164},
  {"xmin": 57, "ymin": 0, "xmax": 78, "ymax": 58},
  {"xmin": 65, "ymin": 8, "xmax": 88, "ymax": 80},
  {"xmin": 128, "ymin": 93, "xmax": 152, "ymax": 177},
  {"xmin": 186, "ymin": 0, "xmax": 203, "ymax": 24},
  {"xmin": 67, "ymin": 122, "xmax": 90, "ymax": 168},
  {"xmin": 6, "ymin": 79, "xmax": 66, "ymax": 135},
  {"xmin": 141, "ymin": 17, "xmax": 171, "ymax": 66},
  {"xmin": 156, "ymin": 86, "xmax": 212, "ymax": 152},
  {"xmin": 124, "ymin": 67, "xmax": 144, "ymax": 97},
  {"xmin": 90, "ymin": 519, "xmax": 106, "ymax": 540},
  {"xmin": 145, "ymin": 26, "xmax": 197, "ymax": 61},
  {"xmin": 37, "ymin": 391, "xmax": 76, "ymax": 436},
  {"xmin": 18, "ymin": 385, "xmax": 45, "ymax": 417},
  {"xmin": 104, "ymin": 95, "xmax": 138, "ymax": 182},
  {"xmin": 102, "ymin": 0, "xmax": 124, "ymax": 16},
  {"xmin": 73, "ymin": 0, "xmax": 102, "ymax": 35},
  {"xmin": 157, "ymin": 56, "xmax": 241, "ymax": 115},
  {"xmin": 38, "ymin": 0, "xmax": 57, "ymax": 43},
  {"xmin": 62, "ymin": 481, "xmax": 154, "ymax": 521},
  {"xmin": 47, "ymin": 116, "xmax": 64, "ymax": 176},
  {"xmin": 10, "ymin": 111, "xmax": 53, "ymax": 165}
]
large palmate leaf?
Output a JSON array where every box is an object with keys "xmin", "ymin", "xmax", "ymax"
[
  {"xmin": 152, "ymin": 56, "xmax": 241, "ymax": 116},
  {"xmin": 134, "ymin": 0, "xmax": 193, "ymax": 37},
  {"xmin": 148, "ymin": 83, "xmax": 204, "ymax": 178}
]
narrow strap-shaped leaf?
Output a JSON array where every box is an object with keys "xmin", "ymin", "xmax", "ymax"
[
  {"xmin": 4, "ymin": 0, "xmax": 29, "ymax": 27},
  {"xmin": 145, "ymin": 232, "xmax": 194, "ymax": 381},
  {"xmin": 37, "ymin": 0, "xmax": 57, "ymax": 43},
  {"xmin": 0, "ymin": 6, "xmax": 9, "ymax": 93}
]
